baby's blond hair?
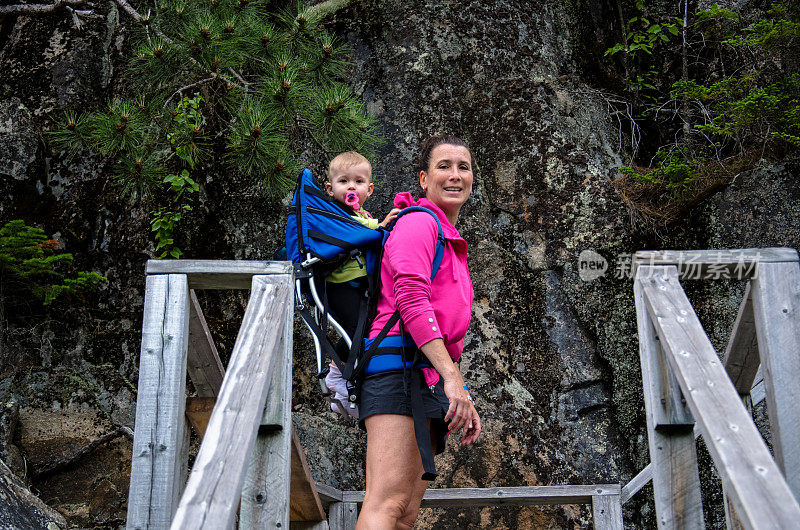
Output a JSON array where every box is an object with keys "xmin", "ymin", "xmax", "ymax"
[{"xmin": 328, "ymin": 151, "xmax": 372, "ymax": 181}]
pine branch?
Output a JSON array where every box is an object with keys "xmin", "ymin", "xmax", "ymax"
[
  {"xmin": 163, "ymin": 77, "xmax": 215, "ymax": 108},
  {"xmin": 0, "ymin": 0, "xmax": 86, "ymax": 16},
  {"xmin": 111, "ymin": 0, "xmax": 145, "ymax": 25},
  {"xmin": 113, "ymin": 0, "xmax": 249, "ymax": 90}
]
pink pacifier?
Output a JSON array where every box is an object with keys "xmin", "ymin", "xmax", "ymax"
[{"xmin": 345, "ymin": 192, "xmax": 360, "ymax": 210}]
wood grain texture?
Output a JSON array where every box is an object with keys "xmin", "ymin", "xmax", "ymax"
[
  {"xmin": 184, "ymin": 397, "xmax": 215, "ymax": 437},
  {"xmin": 620, "ymin": 465, "xmax": 653, "ymax": 505},
  {"xmin": 170, "ymin": 274, "xmax": 291, "ymax": 529},
  {"xmin": 146, "ymin": 260, "xmax": 292, "ymax": 289},
  {"xmin": 592, "ymin": 494, "xmax": 623, "ymax": 530},
  {"xmin": 723, "ymin": 478, "xmax": 747, "ymax": 530},
  {"xmin": 127, "ymin": 274, "xmax": 190, "ymax": 530},
  {"xmin": 292, "ymin": 522, "xmax": 330, "ymax": 530},
  {"xmin": 240, "ymin": 293, "xmax": 294, "ymax": 528},
  {"xmin": 328, "ymin": 502, "xmax": 357, "ymax": 530},
  {"xmin": 186, "ymin": 290, "xmax": 224, "ymax": 398},
  {"xmin": 634, "ymin": 268, "xmax": 704, "ymax": 529},
  {"xmin": 315, "ymin": 482, "xmax": 343, "ymax": 504},
  {"xmin": 723, "ymin": 283, "xmax": 761, "ymax": 394},
  {"xmin": 751, "ymin": 262, "xmax": 800, "ymax": 499},
  {"xmin": 634, "ymin": 248, "xmax": 797, "ymax": 280},
  {"xmin": 641, "ymin": 265, "xmax": 800, "ymax": 529},
  {"xmin": 623, "ymin": 353, "xmax": 766, "ymax": 505},
  {"xmin": 323, "ymin": 484, "xmax": 621, "ymax": 508},
  {"xmin": 290, "ymin": 428, "xmax": 325, "ymax": 521}
]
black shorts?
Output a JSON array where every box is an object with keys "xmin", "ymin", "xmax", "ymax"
[{"xmin": 358, "ymin": 369, "xmax": 450, "ymax": 455}]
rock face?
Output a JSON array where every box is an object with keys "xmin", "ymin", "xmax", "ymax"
[
  {"xmin": 0, "ymin": 0, "xmax": 797, "ymax": 528},
  {"xmin": 0, "ymin": 459, "xmax": 67, "ymax": 529},
  {"xmin": 0, "ymin": 98, "xmax": 37, "ymax": 181}
]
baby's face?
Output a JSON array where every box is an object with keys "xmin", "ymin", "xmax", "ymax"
[{"xmin": 326, "ymin": 162, "xmax": 374, "ymax": 209}]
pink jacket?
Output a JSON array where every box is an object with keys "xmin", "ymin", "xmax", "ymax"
[{"xmin": 368, "ymin": 193, "xmax": 474, "ymax": 386}]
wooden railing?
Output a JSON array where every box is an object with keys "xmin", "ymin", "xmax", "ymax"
[
  {"xmin": 126, "ymin": 260, "xmax": 629, "ymax": 529},
  {"xmin": 315, "ymin": 483, "xmax": 624, "ymax": 529},
  {"xmin": 629, "ymin": 248, "xmax": 800, "ymax": 529},
  {"xmin": 126, "ymin": 261, "xmax": 324, "ymax": 530},
  {"xmin": 127, "ymin": 251, "xmax": 800, "ymax": 529}
]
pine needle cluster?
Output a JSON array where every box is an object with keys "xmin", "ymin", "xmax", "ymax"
[
  {"xmin": 50, "ymin": 1, "xmax": 377, "ymax": 256},
  {"xmin": 0, "ymin": 220, "xmax": 106, "ymax": 306}
]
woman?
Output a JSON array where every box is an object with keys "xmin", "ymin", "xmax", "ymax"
[{"xmin": 356, "ymin": 136, "xmax": 481, "ymax": 529}]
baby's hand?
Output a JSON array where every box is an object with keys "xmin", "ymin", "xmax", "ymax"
[{"xmin": 378, "ymin": 208, "xmax": 402, "ymax": 228}]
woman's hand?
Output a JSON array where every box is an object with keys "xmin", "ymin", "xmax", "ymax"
[
  {"xmin": 420, "ymin": 339, "xmax": 482, "ymax": 446},
  {"xmin": 378, "ymin": 208, "xmax": 402, "ymax": 228},
  {"xmin": 442, "ymin": 377, "xmax": 481, "ymax": 446}
]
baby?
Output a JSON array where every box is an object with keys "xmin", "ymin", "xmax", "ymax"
[{"xmin": 324, "ymin": 151, "xmax": 399, "ymax": 418}]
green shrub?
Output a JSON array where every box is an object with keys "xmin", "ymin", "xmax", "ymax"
[{"xmin": 0, "ymin": 220, "xmax": 105, "ymax": 306}]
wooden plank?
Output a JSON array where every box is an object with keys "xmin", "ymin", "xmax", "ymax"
[
  {"xmin": 723, "ymin": 478, "xmax": 746, "ymax": 530},
  {"xmin": 750, "ymin": 378, "xmax": 766, "ymax": 407},
  {"xmin": 620, "ymin": 465, "xmax": 653, "ymax": 505},
  {"xmin": 290, "ymin": 429, "xmax": 325, "ymax": 521},
  {"xmin": 187, "ymin": 290, "xmax": 225, "ymax": 398},
  {"xmin": 621, "ymin": 370, "xmax": 767, "ymax": 506},
  {"xmin": 592, "ymin": 494, "xmax": 623, "ymax": 530},
  {"xmin": 147, "ymin": 260, "xmax": 292, "ymax": 289},
  {"xmin": 292, "ymin": 522, "xmax": 330, "ymax": 530},
  {"xmin": 241, "ymin": 292, "xmax": 294, "ymax": 528},
  {"xmin": 634, "ymin": 268, "xmax": 704, "ymax": 529},
  {"xmin": 184, "ymin": 397, "xmax": 215, "ymax": 437},
  {"xmin": 751, "ymin": 262, "xmax": 800, "ymax": 499},
  {"xmin": 334, "ymin": 485, "xmax": 621, "ymax": 508},
  {"xmin": 314, "ymin": 482, "xmax": 343, "ymax": 504},
  {"xmin": 170, "ymin": 274, "xmax": 292, "ymax": 529},
  {"xmin": 127, "ymin": 274, "xmax": 190, "ymax": 530},
  {"xmin": 641, "ymin": 265, "xmax": 800, "ymax": 529},
  {"xmin": 177, "ymin": 416, "xmax": 190, "ymax": 502},
  {"xmin": 328, "ymin": 503, "xmax": 357, "ymax": 530},
  {"xmin": 655, "ymin": 333, "xmax": 695, "ymax": 432},
  {"xmin": 723, "ymin": 283, "xmax": 761, "ymax": 394},
  {"xmin": 261, "ymin": 297, "xmax": 292, "ymax": 430},
  {"xmin": 634, "ymin": 248, "xmax": 798, "ymax": 280}
]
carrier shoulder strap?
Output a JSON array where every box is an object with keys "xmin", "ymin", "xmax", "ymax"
[{"xmin": 347, "ymin": 206, "xmax": 446, "ymax": 382}]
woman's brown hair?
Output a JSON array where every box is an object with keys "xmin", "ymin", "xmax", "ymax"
[{"xmin": 417, "ymin": 135, "xmax": 475, "ymax": 174}]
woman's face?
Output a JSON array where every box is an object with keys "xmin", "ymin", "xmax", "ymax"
[{"xmin": 419, "ymin": 144, "xmax": 473, "ymax": 224}]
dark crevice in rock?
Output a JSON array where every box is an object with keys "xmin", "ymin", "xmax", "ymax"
[
  {"xmin": 0, "ymin": 17, "xmax": 17, "ymax": 55},
  {"xmin": 561, "ymin": 378, "xmax": 604, "ymax": 392}
]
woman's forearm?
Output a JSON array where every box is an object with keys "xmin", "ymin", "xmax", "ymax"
[{"xmin": 419, "ymin": 338, "xmax": 462, "ymax": 382}]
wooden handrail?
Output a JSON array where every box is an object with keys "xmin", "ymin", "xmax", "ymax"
[
  {"xmin": 146, "ymin": 259, "xmax": 292, "ymax": 289},
  {"xmin": 634, "ymin": 248, "xmax": 798, "ymax": 279},
  {"xmin": 638, "ymin": 265, "xmax": 800, "ymax": 528},
  {"xmin": 170, "ymin": 275, "xmax": 292, "ymax": 528},
  {"xmin": 316, "ymin": 483, "xmax": 621, "ymax": 507},
  {"xmin": 622, "ymin": 280, "xmax": 766, "ymax": 505}
]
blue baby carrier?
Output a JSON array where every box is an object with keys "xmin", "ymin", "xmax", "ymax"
[{"xmin": 286, "ymin": 168, "xmax": 446, "ymax": 479}]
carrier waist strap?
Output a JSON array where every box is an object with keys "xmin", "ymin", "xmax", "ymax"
[{"xmin": 363, "ymin": 335, "xmax": 431, "ymax": 374}]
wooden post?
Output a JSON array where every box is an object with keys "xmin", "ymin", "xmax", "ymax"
[
  {"xmin": 592, "ymin": 494, "xmax": 623, "ymax": 530},
  {"xmin": 170, "ymin": 274, "xmax": 291, "ymax": 529},
  {"xmin": 751, "ymin": 261, "xmax": 800, "ymax": 500},
  {"xmin": 127, "ymin": 274, "xmax": 191, "ymax": 530},
  {"xmin": 240, "ymin": 285, "xmax": 294, "ymax": 528},
  {"xmin": 186, "ymin": 290, "xmax": 224, "ymax": 398},
  {"xmin": 289, "ymin": 428, "xmax": 326, "ymax": 522},
  {"xmin": 641, "ymin": 265, "xmax": 800, "ymax": 528},
  {"xmin": 328, "ymin": 502, "xmax": 357, "ymax": 530},
  {"xmin": 634, "ymin": 267, "xmax": 704, "ymax": 529},
  {"xmin": 723, "ymin": 283, "xmax": 761, "ymax": 394}
]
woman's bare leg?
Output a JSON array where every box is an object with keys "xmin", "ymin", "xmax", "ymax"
[{"xmin": 357, "ymin": 414, "xmax": 429, "ymax": 529}]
